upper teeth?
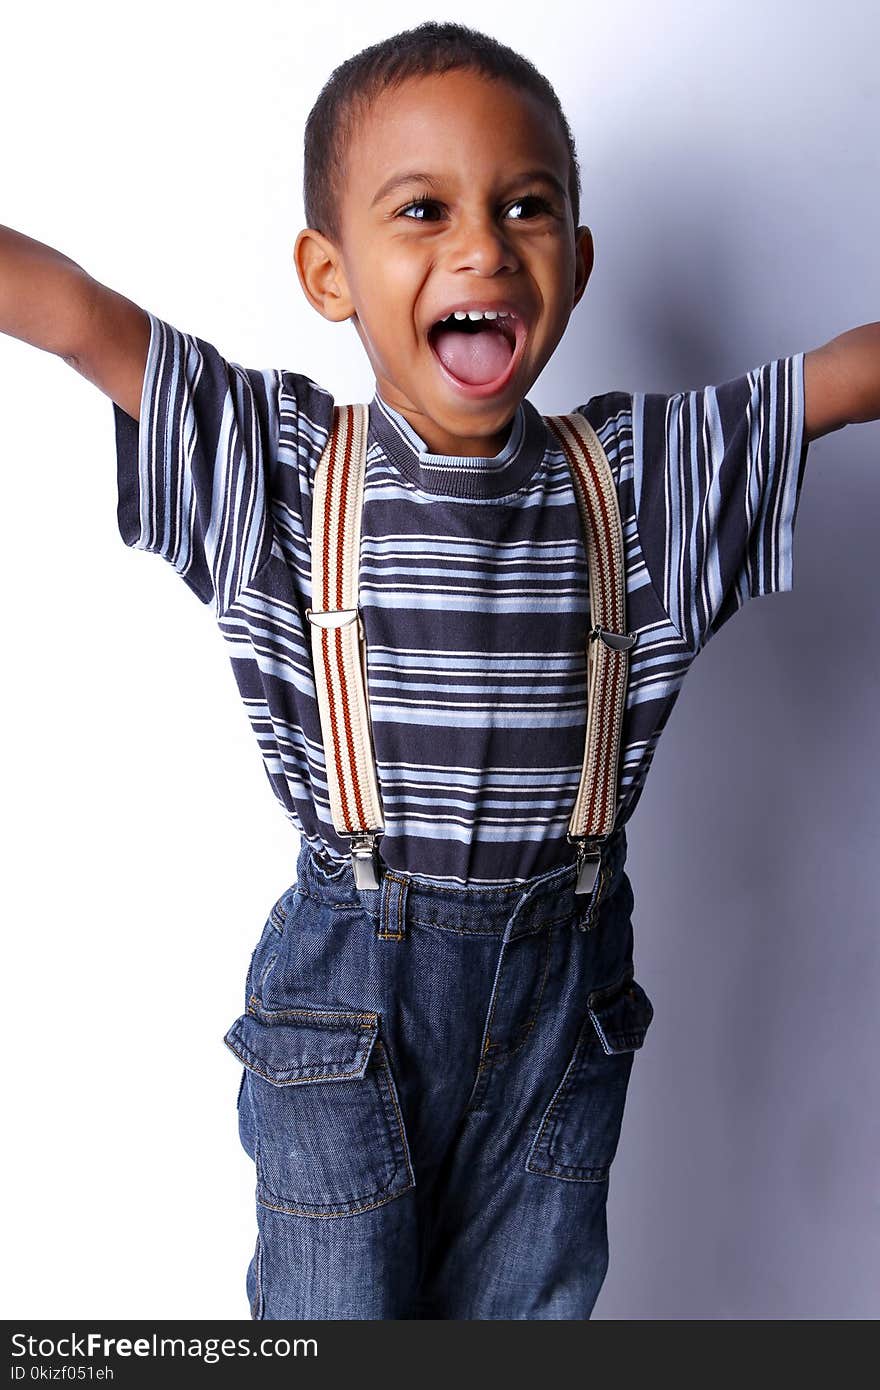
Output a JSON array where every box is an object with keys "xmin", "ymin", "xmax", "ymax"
[{"xmin": 443, "ymin": 308, "xmax": 510, "ymax": 322}]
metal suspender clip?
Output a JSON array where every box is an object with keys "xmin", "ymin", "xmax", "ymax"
[
  {"xmin": 343, "ymin": 831, "xmax": 382, "ymax": 890},
  {"xmin": 567, "ymin": 832, "xmax": 608, "ymax": 897},
  {"xmin": 305, "ymin": 607, "xmax": 363, "ymax": 635},
  {"xmin": 589, "ymin": 625, "xmax": 638, "ymax": 652}
]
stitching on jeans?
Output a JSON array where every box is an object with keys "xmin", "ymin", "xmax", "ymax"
[
  {"xmin": 377, "ymin": 871, "xmax": 408, "ymax": 940},
  {"xmin": 526, "ymin": 1157, "xmax": 609, "ymax": 1183},
  {"xmin": 257, "ymin": 1119, "xmax": 409, "ymax": 1213},
  {"xmin": 310, "ymin": 855, "xmax": 349, "ymax": 881},
  {"xmin": 524, "ymin": 1020, "xmax": 597, "ymax": 1177},
  {"xmin": 233, "ymin": 1050, "xmax": 371, "ymax": 1085},
  {"xmin": 404, "ymin": 876, "xmax": 523, "ymax": 898},
  {"xmin": 480, "ymin": 956, "xmax": 505, "ymax": 1061},
  {"xmin": 256, "ymin": 1181, "xmax": 415, "ymax": 1219},
  {"xmin": 235, "ymin": 1002, "xmax": 380, "ymax": 1079},
  {"xmin": 374, "ymin": 1040, "xmax": 416, "ymax": 1187},
  {"xmin": 475, "ymin": 918, "xmax": 552, "ymax": 1068},
  {"xmin": 524, "ymin": 1009, "xmax": 637, "ymax": 1181},
  {"xmin": 377, "ymin": 874, "xmax": 396, "ymax": 939},
  {"xmin": 586, "ymin": 964, "xmax": 636, "ymax": 1010},
  {"xmin": 295, "ymin": 865, "xmax": 624, "ymax": 932},
  {"xmin": 480, "ymin": 924, "xmax": 555, "ymax": 1066},
  {"xmin": 595, "ymin": 1029, "xmax": 648, "ymax": 1050},
  {"xmin": 258, "ymin": 1134, "xmax": 399, "ymax": 1209},
  {"xmin": 525, "ymin": 1042, "xmax": 626, "ymax": 1181},
  {"xmin": 246, "ymin": 996, "xmax": 379, "ymax": 1027},
  {"xmin": 294, "ymin": 887, "xmax": 363, "ymax": 912},
  {"xmin": 387, "ymin": 874, "xmax": 409, "ymax": 934},
  {"xmin": 253, "ymin": 1041, "xmax": 416, "ymax": 1217},
  {"xmin": 256, "ymin": 954, "xmax": 278, "ymax": 996},
  {"xmin": 366, "ymin": 905, "xmax": 581, "ymax": 937},
  {"xmin": 252, "ymin": 1233, "xmax": 264, "ymax": 1318}
]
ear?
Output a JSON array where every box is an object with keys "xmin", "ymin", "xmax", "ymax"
[
  {"xmin": 572, "ymin": 226, "xmax": 594, "ymax": 310},
  {"xmin": 293, "ymin": 227, "xmax": 355, "ymax": 323}
]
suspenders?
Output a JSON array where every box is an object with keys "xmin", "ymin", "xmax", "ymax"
[
  {"xmin": 543, "ymin": 413, "xmax": 637, "ymax": 894},
  {"xmin": 306, "ymin": 403, "xmax": 637, "ymax": 894},
  {"xmin": 304, "ymin": 404, "xmax": 384, "ymax": 887}
]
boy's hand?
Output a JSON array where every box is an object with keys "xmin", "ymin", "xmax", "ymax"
[
  {"xmin": 0, "ymin": 224, "xmax": 150, "ymax": 422},
  {"xmin": 804, "ymin": 322, "xmax": 880, "ymax": 441}
]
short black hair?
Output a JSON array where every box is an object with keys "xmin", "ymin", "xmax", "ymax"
[{"xmin": 303, "ymin": 20, "xmax": 582, "ymax": 247}]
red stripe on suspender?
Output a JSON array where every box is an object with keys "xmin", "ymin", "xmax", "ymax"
[
  {"xmin": 336, "ymin": 620, "xmax": 369, "ymax": 829},
  {"xmin": 321, "ymin": 627, "xmax": 352, "ymax": 831},
  {"xmin": 329, "ymin": 406, "xmax": 369, "ymax": 832},
  {"xmin": 322, "ymin": 410, "xmax": 338, "ymax": 613},
  {"xmin": 321, "ymin": 411, "xmax": 354, "ymax": 831},
  {"xmin": 336, "ymin": 409, "xmax": 370, "ymax": 828},
  {"xmin": 335, "ymin": 407, "xmax": 353, "ymax": 611}
]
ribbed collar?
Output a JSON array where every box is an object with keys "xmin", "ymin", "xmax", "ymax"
[{"xmin": 368, "ymin": 390, "xmax": 549, "ymax": 499}]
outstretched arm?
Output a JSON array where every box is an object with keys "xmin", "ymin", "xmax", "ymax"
[
  {"xmin": 0, "ymin": 223, "xmax": 150, "ymax": 421},
  {"xmin": 804, "ymin": 322, "xmax": 880, "ymax": 442}
]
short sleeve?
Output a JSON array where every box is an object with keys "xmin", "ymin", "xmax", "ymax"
[
  {"xmin": 631, "ymin": 354, "xmax": 809, "ymax": 652},
  {"xmin": 113, "ymin": 311, "xmax": 277, "ymax": 615}
]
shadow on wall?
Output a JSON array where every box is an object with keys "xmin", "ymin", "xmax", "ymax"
[
  {"xmin": 593, "ymin": 437, "xmax": 880, "ymax": 1319},
  {"xmin": 534, "ymin": 109, "xmax": 879, "ymax": 1317}
]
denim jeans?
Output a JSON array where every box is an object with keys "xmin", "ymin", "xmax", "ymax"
[{"xmin": 223, "ymin": 826, "xmax": 653, "ymax": 1320}]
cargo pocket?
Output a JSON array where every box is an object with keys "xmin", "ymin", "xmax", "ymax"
[
  {"xmin": 223, "ymin": 1001, "xmax": 415, "ymax": 1217},
  {"xmin": 525, "ymin": 969, "xmax": 653, "ymax": 1183}
]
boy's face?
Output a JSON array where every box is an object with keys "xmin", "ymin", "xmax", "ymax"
[{"xmin": 295, "ymin": 69, "xmax": 594, "ymax": 457}]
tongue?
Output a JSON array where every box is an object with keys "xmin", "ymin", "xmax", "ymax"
[{"xmin": 431, "ymin": 325, "xmax": 514, "ymax": 385}]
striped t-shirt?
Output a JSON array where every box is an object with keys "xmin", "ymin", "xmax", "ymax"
[{"xmin": 113, "ymin": 312, "xmax": 809, "ymax": 886}]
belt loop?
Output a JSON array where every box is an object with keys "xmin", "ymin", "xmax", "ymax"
[{"xmin": 377, "ymin": 869, "xmax": 409, "ymax": 942}]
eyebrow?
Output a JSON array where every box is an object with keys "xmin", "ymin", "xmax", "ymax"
[{"xmin": 370, "ymin": 168, "xmax": 568, "ymax": 208}]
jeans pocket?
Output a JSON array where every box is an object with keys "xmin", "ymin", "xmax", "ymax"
[
  {"xmin": 525, "ymin": 968, "xmax": 654, "ymax": 1183},
  {"xmin": 223, "ymin": 1001, "xmax": 416, "ymax": 1217}
]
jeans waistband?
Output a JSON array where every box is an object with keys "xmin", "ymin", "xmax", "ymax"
[{"xmin": 293, "ymin": 828, "xmax": 628, "ymax": 942}]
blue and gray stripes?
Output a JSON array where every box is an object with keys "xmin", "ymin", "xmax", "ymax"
[
  {"xmin": 117, "ymin": 313, "xmax": 274, "ymax": 615},
  {"xmin": 113, "ymin": 312, "xmax": 808, "ymax": 886},
  {"xmin": 631, "ymin": 359, "xmax": 805, "ymax": 651}
]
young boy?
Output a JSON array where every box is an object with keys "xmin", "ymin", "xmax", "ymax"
[{"xmin": 2, "ymin": 20, "xmax": 878, "ymax": 1321}]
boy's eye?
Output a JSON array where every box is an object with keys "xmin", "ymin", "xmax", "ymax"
[
  {"xmin": 505, "ymin": 195, "xmax": 556, "ymax": 220},
  {"xmin": 397, "ymin": 194, "xmax": 555, "ymax": 222},
  {"xmin": 398, "ymin": 197, "xmax": 444, "ymax": 222}
]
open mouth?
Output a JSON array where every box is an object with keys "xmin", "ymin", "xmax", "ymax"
[{"xmin": 427, "ymin": 309, "xmax": 526, "ymax": 395}]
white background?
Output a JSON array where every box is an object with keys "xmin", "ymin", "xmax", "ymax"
[{"xmin": 1, "ymin": 0, "xmax": 878, "ymax": 1319}]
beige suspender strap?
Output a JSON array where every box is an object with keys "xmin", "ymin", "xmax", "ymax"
[
  {"xmin": 305, "ymin": 403, "xmax": 384, "ymax": 889},
  {"xmin": 545, "ymin": 413, "xmax": 638, "ymax": 895}
]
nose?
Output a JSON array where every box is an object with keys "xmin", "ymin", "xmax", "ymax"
[{"xmin": 445, "ymin": 213, "xmax": 520, "ymax": 276}]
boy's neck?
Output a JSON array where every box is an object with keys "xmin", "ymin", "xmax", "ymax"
[
  {"xmin": 375, "ymin": 390, "xmax": 520, "ymax": 460},
  {"xmin": 368, "ymin": 391, "xmax": 546, "ymax": 502}
]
